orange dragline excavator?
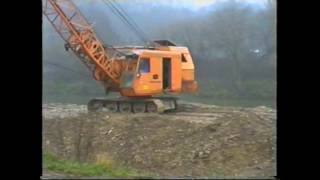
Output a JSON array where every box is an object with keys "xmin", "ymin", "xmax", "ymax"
[{"xmin": 43, "ymin": 0, "xmax": 198, "ymax": 113}]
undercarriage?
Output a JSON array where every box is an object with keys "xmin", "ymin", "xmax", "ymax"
[{"xmin": 87, "ymin": 97, "xmax": 178, "ymax": 113}]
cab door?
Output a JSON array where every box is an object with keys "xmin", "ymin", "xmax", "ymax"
[
  {"xmin": 134, "ymin": 56, "xmax": 162, "ymax": 95},
  {"xmin": 162, "ymin": 57, "xmax": 171, "ymax": 90}
]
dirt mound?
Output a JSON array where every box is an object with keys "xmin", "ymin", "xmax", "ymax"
[{"xmin": 43, "ymin": 101, "xmax": 276, "ymax": 178}]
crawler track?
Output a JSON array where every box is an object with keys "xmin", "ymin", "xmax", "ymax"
[{"xmin": 87, "ymin": 97, "xmax": 178, "ymax": 113}]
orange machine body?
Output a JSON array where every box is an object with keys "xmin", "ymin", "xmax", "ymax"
[{"xmin": 118, "ymin": 42, "xmax": 198, "ymax": 97}]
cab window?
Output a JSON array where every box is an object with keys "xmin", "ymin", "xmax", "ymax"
[
  {"xmin": 139, "ymin": 58, "xmax": 150, "ymax": 73},
  {"xmin": 182, "ymin": 54, "xmax": 188, "ymax": 62}
]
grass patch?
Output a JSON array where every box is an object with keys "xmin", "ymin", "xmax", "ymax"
[{"xmin": 43, "ymin": 152, "xmax": 153, "ymax": 178}]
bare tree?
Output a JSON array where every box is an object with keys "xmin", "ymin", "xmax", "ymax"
[{"xmin": 207, "ymin": 0, "xmax": 254, "ymax": 95}]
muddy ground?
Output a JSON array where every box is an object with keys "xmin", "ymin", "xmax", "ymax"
[{"xmin": 42, "ymin": 101, "xmax": 276, "ymax": 178}]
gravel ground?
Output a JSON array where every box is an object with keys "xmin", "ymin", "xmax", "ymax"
[{"xmin": 42, "ymin": 101, "xmax": 276, "ymax": 178}]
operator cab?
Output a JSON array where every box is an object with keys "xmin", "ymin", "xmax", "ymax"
[
  {"xmin": 119, "ymin": 50, "xmax": 182, "ymax": 96},
  {"xmin": 119, "ymin": 39, "xmax": 196, "ymax": 97}
]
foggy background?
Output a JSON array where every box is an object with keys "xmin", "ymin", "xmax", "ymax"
[{"xmin": 43, "ymin": 0, "xmax": 276, "ymax": 108}]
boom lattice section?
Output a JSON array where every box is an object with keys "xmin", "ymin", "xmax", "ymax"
[{"xmin": 43, "ymin": 0, "xmax": 120, "ymax": 85}]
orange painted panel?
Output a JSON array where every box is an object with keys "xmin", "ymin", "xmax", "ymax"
[
  {"xmin": 182, "ymin": 69, "xmax": 195, "ymax": 81},
  {"xmin": 169, "ymin": 55, "xmax": 182, "ymax": 92},
  {"xmin": 133, "ymin": 55, "xmax": 162, "ymax": 96}
]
